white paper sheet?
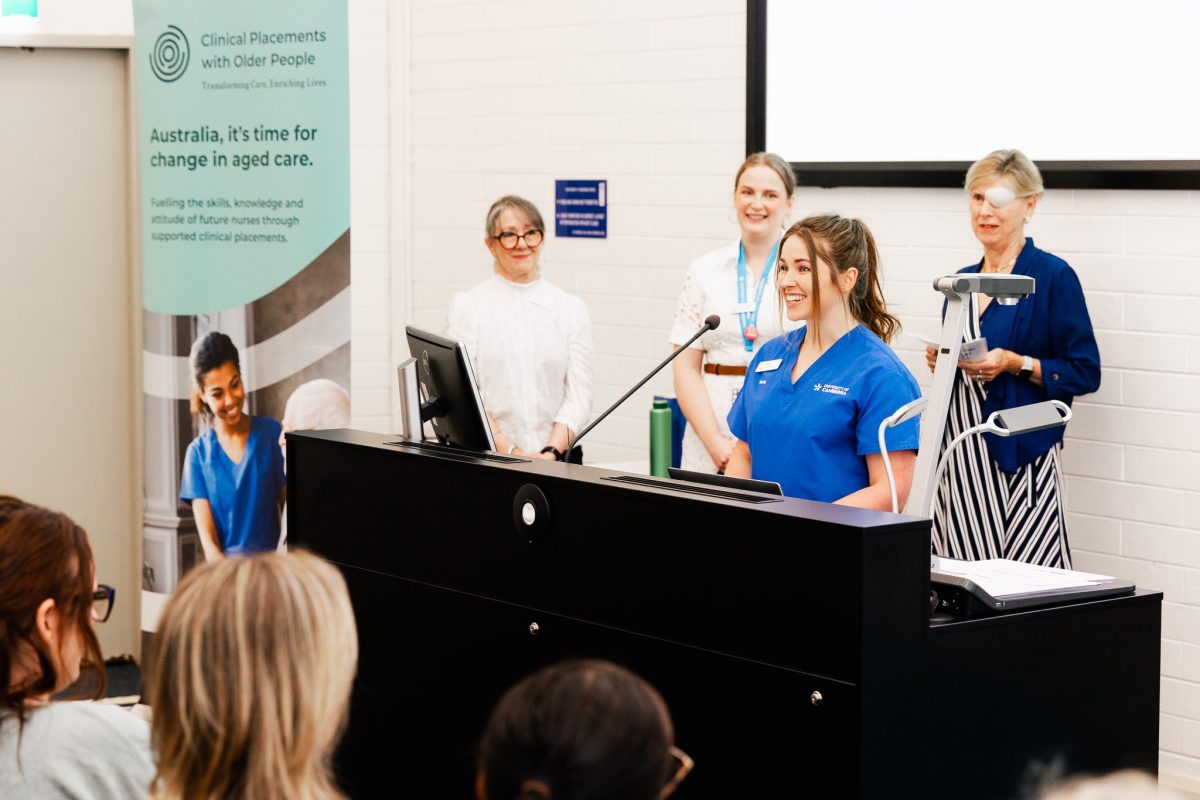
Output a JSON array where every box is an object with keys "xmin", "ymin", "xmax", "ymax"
[{"xmin": 931, "ymin": 556, "xmax": 1117, "ymax": 598}]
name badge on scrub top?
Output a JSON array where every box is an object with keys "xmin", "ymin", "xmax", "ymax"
[{"xmin": 755, "ymin": 359, "xmax": 783, "ymax": 373}]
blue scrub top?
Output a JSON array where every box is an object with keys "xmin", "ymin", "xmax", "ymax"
[
  {"xmin": 181, "ymin": 415, "xmax": 286, "ymax": 555},
  {"xmin": 727, "ymin": 325, "xmax": 921, "ymax": 502}
]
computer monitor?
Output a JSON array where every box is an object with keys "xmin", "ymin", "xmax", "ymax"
[{"xmin": 403, "ymin": 326, "xmax": 496, "ymax": 451}]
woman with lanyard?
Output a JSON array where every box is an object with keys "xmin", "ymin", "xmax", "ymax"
[
  {"xmin": 669, "ymin": 152, "xmax": 796, "ymax": 473},
  {"xmin": 725, "ymin": 214, "xmax": 921, "ymax": 507}
]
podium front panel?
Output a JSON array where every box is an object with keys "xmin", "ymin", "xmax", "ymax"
[{"xmin": 287, "ymin": 429, "xmax": 1160, "ymax": 800}]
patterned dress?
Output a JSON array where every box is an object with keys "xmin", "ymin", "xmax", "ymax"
[{"xmin": 930, "ymin": 294, "xmax": 1072, "ymax": 568}]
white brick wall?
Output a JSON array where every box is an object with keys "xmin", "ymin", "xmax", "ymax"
[
  {"xmin": 348, "ymin": 0, "xmax": 1200, "ymax": 787},
  {"xmin": 399, "ymin": 0, "xmax": 746, "ymax": 463},
  {"xmin": 348, "ymin": 0, "xmax": 394, "ymax": 432}
]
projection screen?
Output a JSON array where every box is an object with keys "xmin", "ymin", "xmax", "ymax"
[{"xmin": 746, "ymin": 0, "xmax": 1200, "ymax": 188}]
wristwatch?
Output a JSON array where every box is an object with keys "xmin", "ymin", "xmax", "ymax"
[
  {"xmin": 540, "ymin": 446, "xmax": 564, "ymax": 461},
  {"xmin": 1017, "ymin": 355, "xmax": 1034, "ymax": 381}
]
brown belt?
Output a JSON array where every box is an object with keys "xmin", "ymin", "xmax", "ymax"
[{"xmin": 703, "ymin": 363, "xmax": 747, "ymax": 376}]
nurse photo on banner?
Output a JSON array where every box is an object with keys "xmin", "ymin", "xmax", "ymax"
[
  {"xmin": 180, "ymin": 332, "xmax": 287, "ymax": 561},
  {"xmin": 725, "ymin": 214, "xmax": 921, "ymax": 509}
]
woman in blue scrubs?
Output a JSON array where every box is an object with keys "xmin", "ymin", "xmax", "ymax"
[
  {"xmin": 180, "ymin": 331, "xmax": 286, "ymax": 560},
  {"xmin": 725, "ymin": 214, "xmax": 920, "ymax": 509}
]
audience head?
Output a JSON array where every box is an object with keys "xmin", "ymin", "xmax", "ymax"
[
  {"xmin": 964, "ymin": 148, "xmax": 1043, "ymax": 249},
  {"xmin": 777, "ymin": 213, "xmax": 898, "ymax": 344},
  {"xmin": 147, "ymin": 550, "xmax": 358, "ymax": 800},
  {"xmin": 732, "ymin": 152, "xmax": 795, "ymax": 241},
  {"xmin": 189, "ymin": 330, "xmax": 245, "ymax": 423},
  {"xmin": 484, "ymin": 195, "xmax": 546, "ymax": 285},
  {"xmin": 0, "ymin": 495, "xmax": 105, "ymax": 719},
  {"xmin": 278, "ymin": 378, "xmax": 352, "ymax": 457},
  {"xmin": 477, "ymin": 659, "xmax": 688, "ymax": 800},
  {"xmin": 1038, "ymin": 769, "xmax": 1176, "ymax": 799}
]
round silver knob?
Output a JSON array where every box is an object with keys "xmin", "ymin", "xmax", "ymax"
[
  {"xmin": 810, "ymin": 690, "xmax": 823, "ymax": 707},
  {"xmin": 521, "ymin": 501, "xmax": 537, "ymax": 526},
  {"xmin": 529, "ymin": 622, "xmax": 540, "ymax": 636}
]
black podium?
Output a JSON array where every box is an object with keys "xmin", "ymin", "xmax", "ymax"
[{"xmin": 287, "ymin": 430, "xmax": 1160, "ymax": 799}]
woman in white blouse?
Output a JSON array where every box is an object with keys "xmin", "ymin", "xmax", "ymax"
[
  {"xmin": 669, "ymin": 153, "xmax": 797, "ymax": 473},
  {"xmin": 447, "ymin": 196, "xmax": 595, "ymax": 462}
]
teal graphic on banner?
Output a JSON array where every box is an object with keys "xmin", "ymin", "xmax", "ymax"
[{"xmin": 133, "ymin": 0, "xmax": 349, "ymax": 314}]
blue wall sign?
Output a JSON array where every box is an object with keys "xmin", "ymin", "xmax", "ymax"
[{"xmin": 554, "ymin": 179, "xmax": 607, "ymax": 239}]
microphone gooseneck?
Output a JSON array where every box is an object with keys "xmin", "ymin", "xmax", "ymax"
[{"xmin": 565, "ymin": 316, "xmax": 720, "ymax": 464}]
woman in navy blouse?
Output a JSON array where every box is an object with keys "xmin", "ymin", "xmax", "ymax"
[{"xmin": 925, "ymin": 149, "xmax": 1100, "ymax": 568}]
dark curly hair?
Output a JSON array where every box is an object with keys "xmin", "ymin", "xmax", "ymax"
[{"xmin": 188, "ymin": 331, "xmax": 241, "ymax": 418}]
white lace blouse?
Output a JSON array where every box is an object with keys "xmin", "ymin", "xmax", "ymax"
[
  {"xmin": 447, "ymin": 274, "xmax": 595, "ymax": 452},
  {"xmin": 668, "ymin": 242, "xmax": 794, "ymax": 363}
]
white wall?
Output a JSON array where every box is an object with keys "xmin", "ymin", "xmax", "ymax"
[
  {"xmin": 402, "ymin": 0, "xmax": 746, "ymax": 463},
  {"xmin": 347, "ymin": 0, "xmax": 395, "ymax": 433},
  {"xmin": 350, "ymin": 0, "xmax": 1200, "ymax": 788},
  {"xmin": 0, "ymin": 0, "xmax": 133, "ymax": 48},
  {"xmin": 0, "ymin": 47, "xmax": 138, "ymax": 657}
]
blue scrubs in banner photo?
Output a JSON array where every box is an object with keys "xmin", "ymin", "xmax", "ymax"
[
  {"xmin": 181, "ymin": 415, "xmax": 286, "ymax": 555},
  {"xmin": 727, "ymin": 325, "xmax": 921, "ymax": 502}
]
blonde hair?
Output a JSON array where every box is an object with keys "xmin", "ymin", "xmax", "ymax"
[
  {"xmin": 282, "ymin": 379, "xmax": 351, "ymax": 433},
  {"xmin": 734, "ymin": 151, "xmax": 797, "ymax": 199},
  {"xmin": 147, "ymin": 551, "xmax": 358, "ymax": 800},
  {"xmin": 965, "ymin": 148, "xmax": 1045, "ymax": 197},
  {"xmin": 1039, "ymin": 770, "xmax": 1178, "ymax": 800}
]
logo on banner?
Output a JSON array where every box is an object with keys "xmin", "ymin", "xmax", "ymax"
[{"xmin": 150, "ymin": 25, "xmax": 190, "ymax": 83}]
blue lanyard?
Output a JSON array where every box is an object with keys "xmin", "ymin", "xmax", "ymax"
[{"xmin": 736, "ymin": 240, "xmax": 780, "ymax": 351}]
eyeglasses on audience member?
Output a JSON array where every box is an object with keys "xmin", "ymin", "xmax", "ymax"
[
  {"xmin": 492, "ymin": 229, "xmax": 543, "ymax": 250},
  {"xmin": 661, "ymin": 745, "xmax": 694, "ymax": 797},
  {"xmin": 92, "ymin": 583, "xmax": 115, "ymax": 623}
]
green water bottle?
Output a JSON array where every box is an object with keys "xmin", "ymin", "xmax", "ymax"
[{"xmin": 649, "ymin": 398, "xmax": 672, "ymax": 477}]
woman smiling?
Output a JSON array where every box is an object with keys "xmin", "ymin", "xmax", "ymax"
[
  {"xmin": 446, "ymin": 196, "xmax": 595, "ymax": 462},
  {"xmin": 725, "ymin": 214, "xmax": 920, "ymax": 508},
  {"xmin": 669, "ymin": 153, "xmax": 798, "ymax": 473},
  {"xmin": 180, "ymin": 331, "xmax": 286, "ymax": 561}
]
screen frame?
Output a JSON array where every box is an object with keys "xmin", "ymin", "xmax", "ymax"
[
  {"xmin": 745, "ymin": 0, "xmax": 1200, "ymax": 190},
  {"xmin": 404, "ymin": 325, "xmax": 497, "ymax": 452}
]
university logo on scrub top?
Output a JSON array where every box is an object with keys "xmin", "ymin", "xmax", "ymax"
[{"xmin": 813, "ymin": 383, "xmax": 849, "ymax": 396}]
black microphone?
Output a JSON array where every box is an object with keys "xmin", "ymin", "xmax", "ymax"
[{"xmin": 565, "ymin": 315, "xmax": 720, "ymax": 464}]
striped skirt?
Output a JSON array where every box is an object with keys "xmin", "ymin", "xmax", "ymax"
[{"xmin": 930, "ymin": 371, "xmax": 1072, "ymax": 569}]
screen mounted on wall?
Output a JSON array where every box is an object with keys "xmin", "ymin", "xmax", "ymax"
[{"xmin": 746, "ymin": 0, "xmax": 1200, "ymax": 189}]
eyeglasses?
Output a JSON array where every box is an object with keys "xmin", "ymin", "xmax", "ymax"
[
  {"xmin": 492, "ymin": 229, "xmax": 544, "ymax": 250},
  {"xmin": 92, "ymin": 584, "xmax": 115, "ymax": 623},
  {"xmin": 660, "ymin": 746, "xmax": 694, "ymax": 798}
]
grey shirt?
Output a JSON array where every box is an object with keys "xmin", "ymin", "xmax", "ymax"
[{"xmin": 0, "ymin": 701, "xmax": 154, "ymax": 799}]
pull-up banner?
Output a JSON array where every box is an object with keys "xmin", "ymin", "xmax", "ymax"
[
  {"xmin": 133, "ymin": 0, "xmax": 350, "ymax": 594},
  {"xmin": 134, "ymin": 3, "xmax": 348, "ymax": 314}
]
